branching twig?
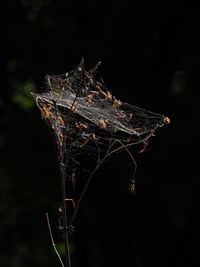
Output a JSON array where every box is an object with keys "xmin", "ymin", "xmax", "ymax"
[{"xmin": 46, "ymin": 213, "xmax": 65, "ymax": 267}]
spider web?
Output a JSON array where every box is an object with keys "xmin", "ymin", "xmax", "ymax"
[{"xmin": 31, "ymin": 59, "xmax": 170, "ymax": 191}]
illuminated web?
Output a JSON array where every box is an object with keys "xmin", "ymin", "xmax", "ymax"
[{"xmin": 31, "ymin": 59, "xmax": 170, "ymax": 191}]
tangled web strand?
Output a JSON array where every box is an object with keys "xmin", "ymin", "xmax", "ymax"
[{"xmin": 31, "ymin": 59, "xmax": 170, "ymax": 192}]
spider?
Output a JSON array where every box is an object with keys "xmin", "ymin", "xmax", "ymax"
[
  {"xmin": 41, "ymin": 104, "xmax": 53, "ymax": 120},
  {"xmin": 99, "ymin": 119, "xmax": 106, "ymax": 128},
  {"xmin": 79, "ymin": 132, "xmax": 101, "ymax": 148},
  {"xmin": 113, "ymin": 98, "xmax": 122, "ymax": 109}
]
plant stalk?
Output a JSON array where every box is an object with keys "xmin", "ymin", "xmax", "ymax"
[{"xmin": 60, "ymin": 145, "xmax": 71, "ymax": 267}]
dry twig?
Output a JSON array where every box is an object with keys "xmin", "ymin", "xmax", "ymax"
[{"xmin": 46, "ymin": 213, "xmax": 65, "ymax": 267}]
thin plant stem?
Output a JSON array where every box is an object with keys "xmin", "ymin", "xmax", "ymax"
[
  {"xmin": 60, "ymin": 145, "xmax": 71, "ymax": 267},
  {"xmin": 46, "ymin": 213, "xmax": 65, "ymax": 267},
  {"xmin": 54, "ymin": 97, "xmax": 72, "ymax": 267}
]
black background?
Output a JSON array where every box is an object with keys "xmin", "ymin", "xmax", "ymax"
[{"xmin": 1, "ymin": 2, "xmax": 200, "ymax": 267}]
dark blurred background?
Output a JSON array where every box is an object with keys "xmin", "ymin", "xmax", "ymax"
[{"xmin": 1, "ymin": 1, "xmax": 200, "ymax": 267}]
